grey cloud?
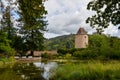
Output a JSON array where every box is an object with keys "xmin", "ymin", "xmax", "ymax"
[
  {"xmin": 44, "ymin": 0, "xmax": 120, "ymax": 38},
  {"xmin": 64, "ymin": 17, "xmax": 81, "ymax": 27}
]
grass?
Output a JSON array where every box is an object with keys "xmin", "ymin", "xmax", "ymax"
[
  {"xmin": 0, "ymin": 57, "xmax": 16, "ymax": 68},
  {"xmin": 50, "ymin": 60, "xmax": 120, "ymax": 80}
]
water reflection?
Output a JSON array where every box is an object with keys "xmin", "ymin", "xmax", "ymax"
[
  {"xmin": 42, "ymin": 62, "xmax": 57, "ymax": 80},
  {"xmin": 0, "ymin": 61, "xmax": 58, "ymax": 80},
  {"xmin": 33, "ymin": 62, "xmax": 57, "ymax": 80}
]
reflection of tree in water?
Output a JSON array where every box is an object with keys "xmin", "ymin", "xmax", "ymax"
[
  {"xmin": 13, "ymin": 63, "xmax": 45, "ymax": 80},
  {"xmin": 0, "ymin": 62, "xmax": 57, "ymax": 80},
  {"xmin": 0, "ymin": 68, "xmax": 22, "ymax": 80}
]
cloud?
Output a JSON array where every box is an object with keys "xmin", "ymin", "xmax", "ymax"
[
  {"xmin": 44, "ymin": 0, "xmax": 94, "ymax": 38},
  {"xmin": 44, "ymin": 0, "xmax": 120, "ymax": 38},
  {"xmin": 104, "ymin": 24, "xmax": 120, "ymax": 38},
  {"xmin": 1, "ymin": 0, "xmax": 19, "ymax": 28}
]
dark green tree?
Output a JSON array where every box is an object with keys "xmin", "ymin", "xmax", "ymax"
[
  {"xmin": 86, "ymin": 0, "xmax": 120, "ymax": 34},
  {"xmin": 18, "ymin": 0, "xmax": 47, "ymax": 56},
  {"xmin": 12, "ymin": 36, "xmax": 25, "ymax": 56}
]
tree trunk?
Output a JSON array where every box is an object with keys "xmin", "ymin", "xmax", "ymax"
[{"xmin": 30, "ymin": 50, "xmax": 34, "ymax": 56}]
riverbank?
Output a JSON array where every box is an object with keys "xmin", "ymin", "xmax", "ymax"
[
  {"xmin": 0, "ymin": 57, "xmax": 15, "ymax": 68},
  {"xmin": 1, "ymin": 58, "xmax": 120, "ymax": 80},
  {"xmin": 50, "ymin": 60, "xmax": 120, "ymax": 80}
]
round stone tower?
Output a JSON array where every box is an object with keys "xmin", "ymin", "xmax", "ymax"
[{"xmin": 75, "ymin": 28, "xmax": 88, "ymax": 48}]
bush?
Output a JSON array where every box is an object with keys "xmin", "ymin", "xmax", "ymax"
[
  {"xmin": 64, "ymin": 53, "xmax": 72, "ymax": 59},
  {"xmin": 0, "ymin": 32, "xmax": 14, "ymax": 57},
  {"xmin": 57, "ymin": 48, "xmax": 84, "ymax": 56},
  {"xmin": 57, "ymin": 34, "xmax": 120, "ymax": 60},
  {"xmin": 41, "ymin": 52, "xmax": 57, "ymax": 59},
  {"xmin": 41, "ymin": 52, "xmax": 49, "ymax": 58}
]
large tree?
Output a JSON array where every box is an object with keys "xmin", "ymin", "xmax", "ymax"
[
  {"xmin": 18, "ymin": 0, "xmax": 47, "ymax": 56},
  {"xmin": 0, "ymin": 0, "xmax": 17, "ymax": 56},
  {"xmin": 0, "ymin": 0, "xmax": 17, "ymax": 46},
  {"xmin": 86, "ymin": 0, "xmax": 120, "ymax": 34}
]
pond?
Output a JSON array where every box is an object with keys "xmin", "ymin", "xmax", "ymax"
[
  {"xmin": 0, "ymin": 61, "xmax": 58, "ymax": 80},
  {"xmin": 1, "ymin": 60, "xmax": 120, "ymax": 80}
]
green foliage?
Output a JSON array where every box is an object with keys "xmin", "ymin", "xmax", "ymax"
[
  {"xmin": 18, "ymin": 0, "xmax": 47, "ymax": 52},
  {"xmin": 86, "ymin": 0, "xmax": 120, "ymax": 32},
  {"xmin": 64, "ymin": 53, "xmax": 72, "ymax": 59},
  {"xmin": 41, "ymin": 52, "xmax": 57, "ymax": 59},
  {"xmin": 89, "ymin": 34, "xmax": 109, "ymax": 48},
  {"xmin": 1, "ymin": 0, "xmax": 48, "ymax": 58},
  {"xmin": 13, "ymin": 63, "xmax": 44, "ymax": 80},
  {"xmin": 12, "ymin": 36, "xmax": 27, "ymax": 56},
  {"xmin": 0, "ymin": 63, "xmax": 44, "ymax": 80},
  {"xmin": 1, "ymin": 0, "xmax": 17, "ymax": 49},
  {"xmin": 50, "ymin": 61, "xmax": 120, "ymax": 80},
  {"xmin": 12, "ymin": 36, "xmax": 24, "ymax": 52},
  {"xmin": 0, "ymin": 68, "xmax": 23, "ymax": 80},
  {"xmin": 73, "ymin": 48, "xmax": 99, "ymax": 59},
  {"xmin": 73, "ymin": 34, "xmax": 120, "ymax": 60},
  {"xmin": 44, "ymin": 34, "xmax": 75, "ymax": 50},
  {"xmin": 41, "ymin": 52, "xmax": 49, "ymax": 58},
  {"xmin": 52, "ymin": 34, "xmax": 120, "ymax": 60},
  {"xmin": 0, "ymin": 31, "xmax": 14, "ymax": 56},
  {"xmin": 57, "ymin": 48, "xmax": 77, "ymax": 56}
]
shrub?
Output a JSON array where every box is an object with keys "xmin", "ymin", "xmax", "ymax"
[
  {"xmin": 64, "ymin": 53, "xmax": 72, "ymax": 59},
  {"xmin": 0, "ymin": 32, "xmax": 14, "ymax": 57},
  {"xmin": 41, "ymin": 52, "xmax": 49, "ymax": 58},
  {"xmin": 57, "ymin": 34, "xmax": 120, "ymax": 60}
]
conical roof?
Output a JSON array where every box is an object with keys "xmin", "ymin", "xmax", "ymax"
[{"xmin": 77, "ymin": 28, "xmax": 87, "ymax": 35}]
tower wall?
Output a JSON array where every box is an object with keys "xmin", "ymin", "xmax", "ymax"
[{"xmin": 75, "ymin": 34, "xmax": 88, "ymax": 48}]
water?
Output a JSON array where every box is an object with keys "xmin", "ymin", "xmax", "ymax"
[{"xmin": 0, "ymin": 61, "xmax": 58, "ymax": 80}]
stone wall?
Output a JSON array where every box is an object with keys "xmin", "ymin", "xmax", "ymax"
[{"xmin": 75, "ymin": 34, "xmax": 88, "ymax": 48}]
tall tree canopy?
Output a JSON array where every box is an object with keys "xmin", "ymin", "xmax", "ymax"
[
  {"xmin": 86, "ymin": 0, "xmax": 120, "ymax": 34},
  {"xmin": 18, "ymin": 0, "xmax": 47, "ymax": 55},
  {"xmin": 0, "ymin": 0, "xmax": 17, "ymax": 38},
  {"xmin": 0, "ymin": 0, "xmax": 17, "ymax": 56}
]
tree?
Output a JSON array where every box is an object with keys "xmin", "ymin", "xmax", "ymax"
[
  {"xmin": 66, "ymin": 41, "xmax": 71, "ymax": 49},
  {"xmin": 0, "ymin": 31, "xmax": 14, "ymax": 57},
  {"xmin": 86, "ymin": 0, "xmax": 120, "ymax": 33},
  {"xmin": 1, "ymin": 0, "xmax": 18, "ymax": 47},
  {"xmin": 17, "ymin": 0, "xmax": 47, "ymax": 56},
  {"xmin": 12, "ymin": 36, "xmax": 25, "ymax": 55},
  {"xmin": 0, "ymin": 0, "xmax": 17, "ymax": 57}
]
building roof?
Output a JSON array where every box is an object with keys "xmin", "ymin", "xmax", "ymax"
[{"xmin": 77, "ymin": 28, "xmax": 87, "ymax": 35}]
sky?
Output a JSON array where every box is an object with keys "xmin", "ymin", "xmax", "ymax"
[
  {"xmin": 1, "ymin": 0, "xmax": 120, "ymax": 39},
  {"xmin": 44, "ymin": 0, "xmax": 120, "ymax": 39}
]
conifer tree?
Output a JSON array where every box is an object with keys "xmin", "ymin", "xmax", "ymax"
[{"xmin": 18, "ymin": 0, "xmax": 47, "ymax": 56}]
